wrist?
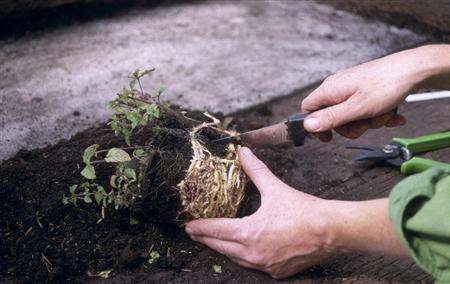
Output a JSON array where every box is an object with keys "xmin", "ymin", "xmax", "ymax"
[
  {"xmin": 410, "ymin": 44, "xmax": 450, "ymax": 90},
  {"xmin": 317, "ymin": 199, "xmax": 408, "ymax": 257},
  {"xmin": 312, "ymin": 199, "xmax": 352, "ymax": 254}
]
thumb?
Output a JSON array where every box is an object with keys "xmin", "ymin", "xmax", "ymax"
[
  {"xmin": 238, "ymin": 147, "xmax": 282, "ymax": 197},
  {"xmin": 304, "ymin": 100, "xmax": 360, "ymax": 132}
]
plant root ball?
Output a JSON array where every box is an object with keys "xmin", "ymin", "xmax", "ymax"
[
  {"xmin": 139, "ymin": 112, "xmax": 247, "ymax": 222},
  {"xmin": 178, "ymin": 114, "xmax": 247, "ymax": 220}
]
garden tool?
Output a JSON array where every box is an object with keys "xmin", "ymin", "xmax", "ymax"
[
  {"xmin": 213, "ymin": 90, "xmax": 450, "ymax": 149},
  {"xmin": 213, "ymin": 113, "xmax": 309, "ymax": 148},
  {"xmin": 347, "ymin": 131, "xmax": 450, "ymax": 175}
]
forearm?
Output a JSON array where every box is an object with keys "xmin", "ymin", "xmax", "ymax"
[
  {"xmin": 321, "ymin": 198, "xmax": 409, "ymax": 257},
  {"xmin": 413, "ymin": 44, "xmax": 450, "ymax": 90}
]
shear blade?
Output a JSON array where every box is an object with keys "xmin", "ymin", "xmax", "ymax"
[
  {"xmin": 346, "ymin": 144, "xmax": 379, "ymax": 151},
  {"xmin": 346, "ymin": 143, "xmax": 400, "ymax": 163},
  {"xmin": 352, "ymin": 151, "xmax": 390, "ymax": 162}
]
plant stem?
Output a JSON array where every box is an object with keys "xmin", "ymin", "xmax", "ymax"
[
  {"xmin": 130, "ymin": 96, "xmax": 151, "ymax": 104},
  {"xmin": 137, "ymin": 77, "xmax": 145, "ymax": 99},
  {"xmin": 91, "ymin": 159, "xmax": 107, "ymax": 165}
]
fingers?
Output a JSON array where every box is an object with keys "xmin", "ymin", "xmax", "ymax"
[
  {"xmin": 301, "ymin": 84, "xmax": 334, "ymax": 112},
  {"xmin": 185, "ymin": 218, "xmax": 243, "ymax": 242},
  {"xmin": 238, "ymin": 147, "xmax": 282, "ymax": 196},
  {"xmin": 229, "ymin": 256, "xmax": 258, "ymax": 269},
  {"xmin": 301, "ymin": 76, "xmax": 352, "ymax": 112},
  {"xmin": 315, "ymin": 111, "xmax": 405, "ymax": 140},
  {"xmin": 189, "ymin": 235, "xmax": 246, "ymax": 257},
  {"xmin": 304, "ymin": 100, "xmax": 357, "ymax": 133}
]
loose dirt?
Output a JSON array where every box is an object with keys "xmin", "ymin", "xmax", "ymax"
[{"xmin": 2, "ymin": 88, "xmax": 448, "ymax": 282}]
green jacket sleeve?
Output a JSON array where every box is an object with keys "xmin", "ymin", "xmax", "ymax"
[{"xmin": 389, "ymin": 168, "xmax": 450, "ymax": 282}]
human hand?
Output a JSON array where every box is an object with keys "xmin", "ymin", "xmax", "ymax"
[
  {"xmin": 185, "ymin": 148, "xmax": 409, "ymax": 279},
  {"xmin": 300, "ymin": 46, "xmax": 441, "ymax": 141},
  {"xmin": 185, "ymin": 147, "xmax": 335, "ymax": 279}
]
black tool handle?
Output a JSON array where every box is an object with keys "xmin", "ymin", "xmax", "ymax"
[{"xmin": 285, "ymin": 113, "xmax": 308, "ymax": 146}]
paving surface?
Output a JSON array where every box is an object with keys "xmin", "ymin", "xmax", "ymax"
[{"xmin": 0, "ymin": 0, "xmax": 426, "ymax": 161}]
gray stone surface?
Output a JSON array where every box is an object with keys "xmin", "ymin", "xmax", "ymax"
[{"xmin": 0, "ymin": 0, "xmax": 426, "ymax": 161}]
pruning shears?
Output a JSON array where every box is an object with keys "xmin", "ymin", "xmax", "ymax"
[{"xmin": 348, "ymin": 131, "xmax": 450, "ymax": 175}]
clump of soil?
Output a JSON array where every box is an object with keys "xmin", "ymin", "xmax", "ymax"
[
  {"xmin": 0, "ymin": 108, "xmax": 247, "ymax": 282},
  {"xmin": 129, "ymin": 109, "xmax": 246, "ymax": 222},
  {"xmin": 63, "ymin": 69, "xmax": 247, "ymax": 223}
]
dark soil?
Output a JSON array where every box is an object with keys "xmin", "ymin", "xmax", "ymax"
[
  {"xmin": 2, "ymin": 91, "xmax": 447, "ymax": 283},
  {"xmin": 138, "ymin": 109, "xmax": 232, "ymax": 222},
  {"xmin": 0, "ymin": 108, "xmax": 244, "ymax": 283}
]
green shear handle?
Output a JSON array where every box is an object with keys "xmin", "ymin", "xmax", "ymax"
[
  {"xmin": 392, "ymin": 131, "xmax": 450, "ymax": 175},
  {"xmin": 401, "ymin": 157, "xmax": 450, "ymax": 175},
  {"xmin": 392, "ymin": 131, "xmax": 450, "ymax": 154}
]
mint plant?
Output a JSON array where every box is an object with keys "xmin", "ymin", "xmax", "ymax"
[
  {"xmin": 108, "ymin": 69, "xmax": 164, "ymax": 146},
  {"xmin": 63, "ymin": 68, "xmax": 247, "ymax": 221},
  {"xmin": 64, "ymin": 69, "xmax": 163, "ymax": 210}
]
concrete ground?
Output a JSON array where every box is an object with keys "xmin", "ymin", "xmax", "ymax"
[{"xmin": 0, "ymin": 0, "xmax": 427, "ymax": 161}]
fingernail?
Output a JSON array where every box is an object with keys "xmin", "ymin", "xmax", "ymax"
[
  {"xmin": 304, "ymin": 117, "xmax": 320, "ymax": 131},
  {"xmin": 239, "ymin": 147, "xmax": 253, "ymax": 157},
  {"xmin": 185, "ymin": 225, "xmax": 193, "ymax": 235}
]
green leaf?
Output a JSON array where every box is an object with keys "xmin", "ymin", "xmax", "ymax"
[
  {"xmin": 122, "ymin": 128, "xmax": 132, "ymax": 146},
  {"xmin": 105, "ymin": 148, "xmax": 131, "ymax": 163},
  {"xmin": 125, "ymin": 111, "xmax": 141, "ymax": 129},
  {"xmin": 94, "ymin": 192, "xmax": 103, "ymax": 205},
  {"xmin": 106, "ymin": 101, "xmax": 115, "ymax": 109},
  {"xmin": 83, "ymin": 144, "xmax": 99, "ymax": 164},
  {"xmin": 69, "ymin": 184, "xmax": 78, "ymax": 194},
  {"xmin": 133, "ymin": 149, "xmax": 146, "ymax": 158},
  {"xmin": 84, "ymin": 195, "xmax": 93, "ymax": 203},
  {"xmin": 143, "ymin": 104, "xmax": 160, "ymax": 118},
  {"xmin": 62, "ymin": 195, "xmax": 69, "ymax": 205},
  {"xmin": 122, "ymin": 87, "xmax": 129, "ymax": 98},
  {"xmin": 130, "ymin": 217, "xmax": 139, "ymax": 225},
  {"xmin": 110, "ymin": 175, "xmax": 118, "ymax": 188},
  {"xmin": 129, "ymin": 79, "xmax": 136, "ymax": 90},
  {"xmin": 95, "ymin": 185, "xmax": 105, "ymax": 205},
  {"xmin": 139, "ymin": 68, "xmax": 155, "ymax": 78},
  {"xmin": 148, "ymin": 251, "xmax": 160, "ymax": 264},
  {"xmin": 81, "ymin": 164, "xmax": 96, "ymax": 180},
  {"xmin": 213, "ymin": 264, "xmax": 222, "ymax": 274},
  {"xmin": 110, "ymin": 120, "xmax": 121, "ymax": 136},
  {"xmin": 140, "ymin": 115, "xmax": 149, "ymax": 126},
  {"xmin": 155, "ymin": 87, "xmax": 165, "ymax": 98},
  {"xmin": 124, "ymin": 168, "xmax": 137, "ymax": 181},
  {"xmin": 81, "ymin": 182, "xmax": 90, "ymax": 188}
]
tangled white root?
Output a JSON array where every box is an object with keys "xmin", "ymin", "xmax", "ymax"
[{"xmin": 177, "ymin": 113, "xmax": 247, "ymax": 219}]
